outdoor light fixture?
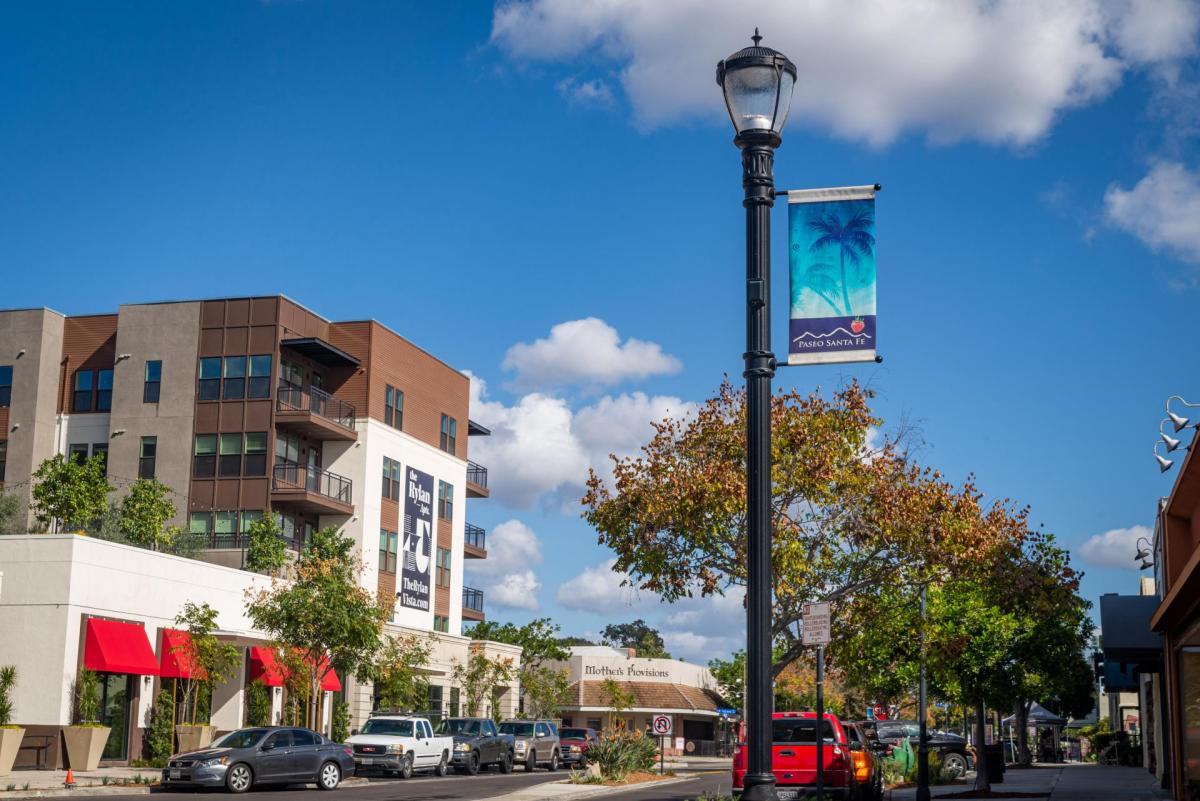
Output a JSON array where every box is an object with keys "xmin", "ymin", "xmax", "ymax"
[
  {"xmin": 717, "ymin": 29, "xmax": 796, "ymax": 801},
  {"xmin": 1162, "ymin": 431, "xmax": 1183, "ymax": 452},
  {"xmin": 1135, "ymin": 536, "xmax": 1153, "ymax": 564},
  {"xmin": 1166, "ymin": 396, "xmax": 1200, "ymax": 432},
  {"xmin": 1135, "ymin": 548, "xmax": 1150, "ymax": 561},
  {"xmin": 1140, "ymin": 558, "xmax": 1154, "ymax": 571},
  {"xmin": 1155, "ymin": 441, "xmax": 1174, "ymax": 473}
]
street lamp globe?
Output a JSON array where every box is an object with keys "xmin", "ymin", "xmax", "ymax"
[{"xmin": 716, "ymin": 29, "xmax": 797, "ymax": 140}]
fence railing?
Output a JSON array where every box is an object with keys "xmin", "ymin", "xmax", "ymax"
[
  {"xmin": 272, "ymin": 460, "xmax": 353, "ymax": 504},
  {"xmin": 464, "ymin": 523, "xmax": 486, "ymax": 550},
  {"xmin": 466, "ymin": 461, "xmax": 488, "ymax": 488},
  {"xmin": 276, "ymin": 382, "xmax": 357, "ymax": 430},
  {"xmin": 463, "ymin": 586, "xmax": 484, "ymax": 613}
]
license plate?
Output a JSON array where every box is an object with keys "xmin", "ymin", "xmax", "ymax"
[
  {"xmin": 170, "ymin": 770, "xmax": 181, "ymax": 779},
  {"xmin": 776, "ymin": 790, "xmax": 798, "ymax": 801},
  {"xmin": 359, "ymin": 758, "xmax": 373, "ymax": 765}
]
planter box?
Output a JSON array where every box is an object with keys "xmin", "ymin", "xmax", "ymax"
[
  {"xmin": 0, "ymin": 728, "xmax": 24, "ymax": 776},
  {"xmin": 175, "ymin": 725, "xmax": 216, "ymax": 753},
  {"xmin": 62, "ymin": 726, "xmax": 110, "ymax": 771}
]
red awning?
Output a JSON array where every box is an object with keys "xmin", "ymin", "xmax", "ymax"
[
  {"xmin": 249, "ymin": 646, "xmax": 286, "ymax": 687},
  {"xmin": 315, "ymin": 655, "xmax": 341, "ymax": 692},
  {"xmin": 83, "ymin": 618, "xmax": 160, "ymax": 676},
  {"xmin": 159, "ymin": 629, "xmax": 206, "ymax": 680}
]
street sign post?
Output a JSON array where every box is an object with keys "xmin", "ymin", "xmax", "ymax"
[
  {"xmin": 803, "ymin": 602, "xmax": 832, "ymax": 801},
  {"xmin": 652, "ymin": 715, "xmax": 672, "ymax": 774}
]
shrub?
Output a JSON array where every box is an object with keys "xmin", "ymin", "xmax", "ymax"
[
  {"xmin": 903, "ymin": 751, "xmax": 957, "ymax": 785},
  {"xmin": 245, "ymin": 680, "xmax": 271, "ymax": 727},
  {"xmin": 0, "ymin": 666, "xmax": 16, "ymax": 727},
  {"xmin": 74, "ymin": 668, "xmax": 101, "ymax": 725},
  {"xmin": 331, "ymin": 700, "xmax": 351, "ymax": 743},
  {"xmin": 145, "ymin": 688, "xmax": 174, "ymax": 765},
  {"xmin": 589, "ymin": 728, "xmax": 657, "ymax": 782}
]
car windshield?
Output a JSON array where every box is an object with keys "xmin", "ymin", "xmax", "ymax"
[
  {"xmin": 499, "ymin": 723, "xmax": 535, "ymax": 736},
  {"xmin": 560, "ymin": 729, "xmax": 589, "ymax": 740},
  {"xmin": 437, "ymin": 719, "xmax": 480, "ymax": 735},
  {"xmin": 212, "ymin": 729, "xmax": 269, "ymax": 749},
  {"xmin": 772, "ymin": 719, "xmax": 836, "ymax": 744},
  {"xmin": 360, "ymin": 719, "xmax": 414, "ymax": 737}
]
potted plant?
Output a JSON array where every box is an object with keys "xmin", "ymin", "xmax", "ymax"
[
  {"xmin": 0, "ymin": 666, "xmax": 24, "ymax": 776},
  {"xmin": 173, "ymin": 603, "xmax": 239, "ymax": 752},
  {"xmin": 63, "ymin": 668, "xmax": 109, "ymax": 771}
]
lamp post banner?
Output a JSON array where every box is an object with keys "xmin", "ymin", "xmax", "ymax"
[{"xmin": 787, "ymin": 184, "xmax": 878, "ymax": 365}]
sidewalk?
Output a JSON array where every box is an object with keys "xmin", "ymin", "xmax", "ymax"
[
  {"xmin": 887, "ymin": 763, "xmax": 1169, "ymax": 800},
  {"xmin": 0, "ymin": 767, "xmax": 369, "ymax": 799}
]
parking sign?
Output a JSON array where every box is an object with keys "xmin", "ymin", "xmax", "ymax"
[
  {"xmin": 802, "ymin": 602, "xmax": 831, "ymax": 645},
  {"xmin": 652, "ymin": 715, "xmax": 673, "ymax": 736}
]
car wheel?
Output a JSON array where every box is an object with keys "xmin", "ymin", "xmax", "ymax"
[
  {"xmin": 525, "ymin": 752, "xmax": 537, "ymax": 772},
  {"xmin": 549, "ymin": 751, "xmax": 559, "ymax": 772},
  {"xmin": 499, "ymin": 751, "xmax": 513, "ymax": 774},
  {"xmin": 225, "ymin": 763, "xmax": 253, "ymax": 794},
  {"xmin": 435, "ymin": 752, "xmax": 449, "ymax": 777},
  {"xmin": 942, "ymin": 752, "xmax": 967, "ymax": 778},
  {"xmin": 399, "ymin": 753, "xmax": 414, "ymax": 780},
  {"xmin": 317, "ymin": 762, "xmax": 341, "ymax": 791},
  {"xmin": 466, "ymin": 752, "xmax": 480, "ymax": 776}
]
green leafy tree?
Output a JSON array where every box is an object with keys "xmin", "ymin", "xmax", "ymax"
[
  {"xmin": 521, "ymin": 666, "xmax": 572, "ymax": 720},
  {"xmin": 246, "ymin": 526, "xmax": 390, "ymax": 729},
  {"xmin": 451, "ymin": 649, "xmax": 515, "ymax": 718},
  {"xmin": 145, "ymin": 688, "xmax": 175, "ymax": 764},
  {"xmin": 73, "ymin": 667, "xmax": 101, "ymax": 725},
  {"xmin": 245, "ymin": 515, "xmax": 290, "ymax": 574},
  {"xmin": 331, "ymin": 700, "xmax": 351, "ymax": 743},
  {"xmin": 371, "ymin": 633, "xmax": 433, "ymax": 712},
  {"xmin": 558, "ymin": 636, "xmax": 596, "ymax": 647},
  {"xmin": 244, "ymin": 680, "xmax": 271, "ymax": 727},
  {"xmin": 173, "ymin": 602, "xmax": 240, "ymax": 724},
  {"xmin": 601, "ymin": 620, "xmax": 670, "ymax": 659},
  {"xmin": 467, "ymin": 618, "xmax": 572, "ymax": 721},
  {"xmin": 118, "ymin": 479, "xmax": 177, "ymax": 551},
  {"xmin": 598, "ymin": 677, "xmax": 634, "ymax": 730},
  {"xmin": 0, "ymin": 491, "xmax": 24, "ymax": 535},
  {"xmin": 708, "ymin": 651, "xmax": 745, "ymax": 712},
  {"xmin": 31, "ymin": 454, "xmax": 112, "ymax": 532}
]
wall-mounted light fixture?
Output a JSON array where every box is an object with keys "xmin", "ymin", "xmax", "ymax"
[
  {"xmin": 16, "ymin": 349, "xmax": 25, "ymax": 359},
  {"xmin": 115, "ymin": 353, "xmax": 132, "ymax": 363},
  {"xmin": 111, "ymin": 429, "xmax": 126, "ymax": 438}
]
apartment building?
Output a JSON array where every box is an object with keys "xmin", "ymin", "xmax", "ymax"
[{"xmin": 0, "ymin": 296, "xmax": 516, "ymax": 766}]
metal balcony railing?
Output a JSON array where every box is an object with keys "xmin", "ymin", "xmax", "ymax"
[
  {"xmin": 272, "ymin": 460, "xmax": 353, "ymax": 504},
  {"xmin": 466, "ymin": 461, "xmax": 488, "ymax": 488},
  {"xmin": 463, "ymin": 587, "xmax": 484, "ymax": 613},
  {"xmin": 277, "ymin": 382, "xmax": 357, "ymax": 430},
  {"xmin": 464, "ymin": 523, "xmax": 486, "ymax": 550}
]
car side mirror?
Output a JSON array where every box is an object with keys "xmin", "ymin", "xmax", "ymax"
[
  {"xmin": 261, "ymin": 742, "xmax": 274, "ymax": 752},
  {"xmin": 351, "ymin": 729, "xmax": 359, "ymax": 736},
  {"xmin": 849, "ymin": 741, "xmax": 862, "ymax": 752}
]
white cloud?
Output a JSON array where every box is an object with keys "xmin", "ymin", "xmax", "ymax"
[
  {"xmin": 661, "ymin": 589, "xmax": 746, "ymax": 662},
  {"xmin": 557, "ymin": 77, "xmax": 616, "ymax": 108},
  {"xmin": 491, "ymin": 0, "xmax": 1199, "ymax": 146},
  {"xmin": 555, "ymin": 559, "xmax": 659, "ymax": 613},
  {"xmin": 1105, "ymin": 161, "xmax": 1200, "ymax": 262},
  {"xmin": 468, "ymin": 371, "xmax": 694, "ymax": 509},
  {"xmin": 466, "ymin": 519, "xmax": 545, "ymax": 611},
  {"xmin": 502, "ymin": 318, "xmax": 681, "ymax": 391},
  {"xmin": 1078, "ymin": 524, "xmax": 1152, "ymax": 569}
]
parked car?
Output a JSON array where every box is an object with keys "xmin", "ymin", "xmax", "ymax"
[
  {"xmin": 499, "ymin": 719, "xmax": 561, "ymax": 771},
  {"xmin": 161, "ymin": 726, "xmax": 354, "ymax": 794},
  {"xmin": 435, "ymin": 717, "xmax": 516, "ymax": 775},
  {"xmin": 845, "ymin": 721, "xmax": 883, "ymax": 801},
  {"xmin": 733, "ymin": 712, "xmax": 861, "ymax": 800},
  {"xmin": 345, "ymin": 715, "xmax": 453, "ymax": 778},
  {"xmin": 558, "ymin": 727, "xmax": 600, "ymax": 768},
  {"xmin": 871, "ymin": 720, "xmax": 973, "ymax": 778}
]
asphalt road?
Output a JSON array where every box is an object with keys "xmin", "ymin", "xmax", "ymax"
[{"xmin": 85, "ymin": 766, "xmax": 731, "ymax": 801}]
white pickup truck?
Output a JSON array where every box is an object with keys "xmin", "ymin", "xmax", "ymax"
[{"xmin": 345, "ymin": 715, "xmax": 454, "ymax": 779}]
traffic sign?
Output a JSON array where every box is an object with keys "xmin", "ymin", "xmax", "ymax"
[
  {"xmin": 652, "ymin": 714, "xmax": 673, "ymax": 736},
  {"xmin": 802, "ymin": 601, "xmax": 831, "ymax": 645}
]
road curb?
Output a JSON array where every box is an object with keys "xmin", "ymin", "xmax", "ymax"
[
  {"xmin": 484, "ymin": 774, "xmax": 701, "ymax": 801},
  {"xmin": 0, "ymin": 775, "xmax": 369, "ymax": 799}
]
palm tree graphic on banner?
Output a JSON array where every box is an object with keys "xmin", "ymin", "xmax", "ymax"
[{"xmin": 805, "ymin": 207, "xmax": 875, "ymax": 316}]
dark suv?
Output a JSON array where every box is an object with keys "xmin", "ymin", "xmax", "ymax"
[
  {"xmin": 436, "ymin": 717, "xmax": 516, "ymax": 775},
  {"xmin": 869, "ymin": 720, "xmax": 972, "ymax": 778}
]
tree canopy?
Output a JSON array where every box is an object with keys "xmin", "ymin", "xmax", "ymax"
[{"xmin": 601, "ymin": 620, "xmax": 670, "ymax": 659}]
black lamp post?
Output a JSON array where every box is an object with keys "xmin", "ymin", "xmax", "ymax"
[{"xmin": 716, "ymin": 30, "xmax": 796, "ymax": 801}]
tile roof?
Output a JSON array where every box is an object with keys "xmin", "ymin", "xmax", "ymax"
[{"xmin": 569, "ymin": 680, "xmax": 726, "ymax": 712}]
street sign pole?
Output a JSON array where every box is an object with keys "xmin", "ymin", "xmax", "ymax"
[
  {"xmin": 816, "ymin": 645, "xmax": 825, "ymax": 801},
  {"xmin": 660, "ymin": 735, "xmax": 665, "ymax": 775}
]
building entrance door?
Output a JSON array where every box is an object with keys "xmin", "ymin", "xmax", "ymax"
[{"xmin": 99, "ymin": 674, "xmax": 133, "ymax": 760}]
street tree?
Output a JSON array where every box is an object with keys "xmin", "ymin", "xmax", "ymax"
[
  {"xmin": 708, "ymin": 651, "xmax": 745, "ymax": 712},
  {"xmin": 172, "ymin": 602, "xmax": 240, "ymax": 724},
  {"xmin": 466, "ymin": 618, "xmax": 571, "ymax": 720},
  {"xmin": 598, "ymin": 677, "xmax": 634, "ymax": 731},
  {"xmin": 246, "ymin": 526, "xmax": 390, "ymax": 728},
  {"xmin": 451, "ymin": 647, "xmax": 515, "ymax": 719},
  {"xmin": 31, "ymin": 454, "xmax": 111, "ymax": 532},
  {"xmin": 0, "ymin": 490, "xmax": 23, "ymax": 534},
  {"xmin": 371, "ymin": 633, "xmax": 433, "ymax": 712},
  {"xmin": 118, "ymin": 478, "xmax": 177, "ymax": 551},
  {"xmin": 601, "ymin": 620, "xmax": 670, "ymax": 659},
  {"xmin": 244, "ymin": 514, "xmax": 290, "ymax": 574}
]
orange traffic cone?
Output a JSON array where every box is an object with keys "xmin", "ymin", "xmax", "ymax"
[{"xmin": 64, "ymin": 769, "xmax": 75, "ymax": 789}]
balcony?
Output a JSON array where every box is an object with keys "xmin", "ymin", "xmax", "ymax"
[
  {"xmin": 276, "ymin": 382, "xmax": 358, "ymax": 441},
  {"xmin": 464, "ymin": 523, "xmax": 487, "ymax": 559},
  {"xmin": 271, "ymin": 460, "xmax": 354, "ymax": 516},
  {"xmin": 466, "ymin": 461, "xmax": 489, "ymax": 498},
  {"xmin": 463, "ymin": 586, "xmax": 485, "ymax": 621}
]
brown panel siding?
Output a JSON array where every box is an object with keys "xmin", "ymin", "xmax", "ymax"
[
  {"xmin": 435, "ymin": 585, "xmax": 450, "ymax": 618},
  {"xmin": 326, "ymin": 322, "xmax": 371, "ymax": 413},
  {"xmin": 378, "ymin": 571, "xmax": 396, "ymax": 604},
  {"xmin": 57, "ymin": 315, "xmax": 118, "ymax": 413},
  {"xmin": 437, "ymin": 518, "xmax": 452, "ymax": 549}
]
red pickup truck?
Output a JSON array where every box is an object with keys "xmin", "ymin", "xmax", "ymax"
[{"xmin": 732, "ymin": 712, "xmax": 859, "ymax": 800}]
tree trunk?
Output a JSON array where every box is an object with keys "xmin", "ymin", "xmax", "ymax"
[
  {"xmin": 974, "ymin": 697, "xmax": 990, "ymax": 792},
  {"xmin": 839, "ymin": 249, "xmax": 852, "ymax": 316},
  {"xmin": 1016, "ymin": 700, "xmax": 1032, "ymax": 765}
]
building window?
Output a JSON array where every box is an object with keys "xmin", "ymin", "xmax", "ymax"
[
  {"xmin": 449, "ymin": 687, "xmax": 460, "ymax": 716},
  {"xmin": 72, "ymin": 370, "xmax": 94, "ymax": 412},
  {"xmin": 382, "ymin": 457, "xmax": 401, "ymax": 500},
  {"xmin": 436, "ymin": 547, "xmax": 451, "ymax": 588},
  {"xmin": 438, "ymin": 481, "xmax": 453, "ymax": 521},
  {"xmin": 189, "ymin": 512, "xmax": 212, "ymax": 534},
  {"xmin": 241, "ymin": 510, "xmax": 263, "ymax": 532},
  {"xmin": 434, "ymin": 615, "xmax": 450, "ymax": 634},
  {"xmin": 213, "ymin": 510, "xmax": 238, "ymax": 545},
  {"xmin": 198, "ymin": 357, "xmax": 221, "ymax": 401},
  {"xmin": 247, "ymin": 355, "xmax": 272, "ymax": 399},
  {"xmin": 385, "ymin": 385, "xmax": 404, "ymax": 429},
  {"xmin": 219, "ymin": 433, "xmax": 242, "ymax": 477},
  {"xmin": 244, "ymin": 432, "xmax": 267, "ymax": 476},
  {"xmin": 96, "ymin": 369, "xmax": 113, "ymax": 412},
  {"xmin": 143, "ymin": 360, "xmax": 161, "ymax": 403},
  {"xmin": 92, "ymin": 444, "xmax": 108, "ymax": 476},
  {"xmin": 275, "ymin": 432, "xmax": 299, "ymax": 465},
  {"xmin": 69, "ymin": 443, "xmax": 89, "ymax": 464},
  {"xmin": 193, "ymin": 434, "xmax": 217, "ymax": 477},
  {"xmin": 0, "ymin": 365, "xmax": 11, "ymax": 407},
  {"xmin": 0, "ymin": 440, "xmax": 7, "ymax": 482},
  {"xmin": 440, "ymin": 414, "xmax": 457, "ymax": 454},
  {"xmin": 139, "ymin": 437, "xmax": 157, "ymax": 479},
  {"xmin": 379, "ymin": 529, "xmax": 398, "ymax": 574},
  {"xmin": 222, "ymin": 356, "xmax": 246, "ymax": 400},
  {"xmin": 280, "ymin": 359, "xmax": 303, "ymax": 388}
]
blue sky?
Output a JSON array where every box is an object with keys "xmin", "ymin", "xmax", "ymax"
[{"xmin": 3, "ymin": 1, "xmax": 1200, "ymax": 662}]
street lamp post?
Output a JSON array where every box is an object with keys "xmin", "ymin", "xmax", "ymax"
[{"xmin": 717, "ymin": 30, "xmax": 796, "ymax": 801}]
